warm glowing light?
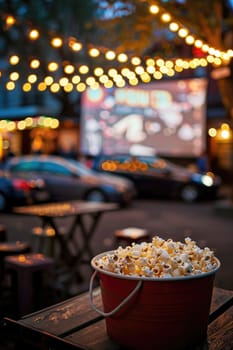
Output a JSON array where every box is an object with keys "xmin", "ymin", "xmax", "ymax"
[
  {"xmin": 167, "ymin": 69, "xmax": 175, "ymax": 77},
  {"xmin": 200, "ymin": 58, "xmax": 208, "ymax": 66},
  {"xmin": 165, "ymin": 60, "xmax": 174, "ymax": 68},
  {"xmin": 149, "ymin": 5, "xmax": 159, "ymax": 14},
  {"xmin": 105, "ymin": 51, "xmax": 116, "ymax": 60},
  {"xmin": 94, "ymin": 67, "xmax": 104, "ymax": 76},
  {"xmin": 146, "ymin": 66, "xmax": 155, "ymax": 74},
  {"xmin": 72, "ymin": 75, "xmax": 81, "ymax": 84},
  {"xmin": 161, "ymin": 13, "xmax": 171, "ymax": 22},
  {"xmin": 208, "ymin": 128, "xmax": 217, "ymax": 137},
  {"xmin": 185, "ymin": 35, "xmax": 195, "ymax": 45},
  {"xmin": 9, "ymin": 55, "xmax": 19, "ymax": 65},
  {"xmin": 220, "ymin": 129, "xmax": 230, "ymax": 139},
  {"xmin": 0, "ymin": 120, "xmax": 7, "ymax": 129},
  {"xmin": 178, "ymin": 28, "xmax": 188, "ymax": 38},
  {"xmin": 127, "ymin": 71, "xmax": 136, "ymax": 79},
  {"xmin": 10, "ymin": 72, "xmax": 19, "ymax": 81},
  {"xmin": 68, "ymin": 38, "xmax": 82, "ymax": 51},
  {"xmin": 169, "ymin": 22, "xmax": 179, "ymax": 32},
  {"xmin": 48, "ymin": 62, "xmax": 58, "ymax": 72},
  {"xmin": 23, "ymin": 83, "xmax": 32, "ymax": 92},
  {"xmin": 99, "ymin": 75, "xmax": 108, "ymax": 83},
  {"xmin": 29, "ymin": 29, "xmax": 39, "ymax": 40},
  {"xmin": 86, "ymin": 76, "xmax": 96, "ymax": 86},
  {"xmin": 140, "ymin": 72, "xmax": 151, "ymax": 83},
  {"xmin": 18, "ymin": 120, "xmax": 26, "ymax": 130},
  {"xmin": 64, "ymin": 64, "xmax": 75, "ymax": 74},
  {"xmin": 28, "ymin": 74, "xmax": 37, "ymax": 83},
  {"xmin": 89, "ymin": 82, "xmax": 99, "ymax": 89},
  {"xmin": 76, "ymin": 82, "xmax": 86, "ymax": 92},
  {"xmin": 50, "ymin": 83, "xmax": 60, "ymax": 93},
  {"xmin": 51, "ymin": 119, "xmax": 59, "ymax": 128},
  {"xmin": 117, "ymin": 53, "xmax": 128, "ymax": 62},
  {"xmin": 131, "ymin": 57, "xmax": 141, "ymax": 65},
  {"xmin": 160, "ymin": 66, "xmax": 168, "ymax": 74},
  {"xmin": 153, "ymin": 71, "xmax": 163, "ymax": 79},
  {"xmin": 207, "ymin": 55, "xmax": 215, "ymax": 63},
  {"xmin": 89, "ymin": 48, "xmax": 100, "ymax": 57},
  {"xmin": 1, "ymin": 1, "xmax": 231, "ymax": 93},
  {"xmin": 156, "ymin": 58, "xmax": 165, "ymax": 66},
  {"xmin": 6, "ymin": 81, "xmax": 15, "ymax": 90},
  {"xmin": 221, "ymin": 123, "xmax": 230, "ymax": 130},
  {"xmin": 135, "ymin": 66, "xmax": 144, "ymax": 75},
  {"xmin": 30, "ymin": 59, "xmax": 40, "ymax": 69},
  {"xmin": 194, "ymin": 39, "xmax": 203, "ymax": 48},
  {"xmin": 146, "ymin": 58, "xmax": 155, "ymax": 66},
  {"xmin": 64, "ymin": 83, "xmax": 73, "ymax": 92},
  {"xmin": 25, "ymin": 117, "xmax": 33, "ymax": 127},
  {"xmin": 129, "ymin": 77, "xmax": 138, "ymax": 86},
  {"xmin": 121, "ymin": 68, "xmax": 130, "ymax": 76},
  {"xmin": 51, "ymin": 37, "xmax": 63, "ymax": 48},
  {"xmin": 59, "ymin": 77, "xmax": 69, "ymax": 86},
  {"xmin": 202, "ymin": 44, "xmax": 210, "ymax": 52},
  {"xmin": 104, "ymin": 80, "xmax": 114, "ymax": 88},
  {"xmin": 44, "ymin": 76, "xmax": 54, "ymax": 85},
  {"xmin": 6, "ymin": 15, "xmax": 16, "ymax": 27},
  {"xmin": 108, "ymin": 68, "xmax": 118, "ymax": 77},
  {"xmin": 213, "ymin": 57, "xmax": 222, "ymax": 66},
  {"xmin": 70, "ymin": 42, "xmax": 82, "ymax": 51},
  {"xmin": 7, "ymin": 121, "xmax": 16, "ymax": 131},
  {"xmin": 79, "ymin": 65, "xmax": 89, "ymax": 74},
  {"xmin": 38, "ymin": 82, "xmax": 47, "ymax": 91}
]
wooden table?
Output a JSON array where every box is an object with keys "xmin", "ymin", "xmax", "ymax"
[
  {"xmin": 3, "ymin": 286, "xmax": 233, "ymax": 350},
  {"xmin": 12, "ymin": 201, "xmax": 118, "ymax": 282}
]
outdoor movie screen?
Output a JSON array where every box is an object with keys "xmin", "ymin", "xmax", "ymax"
[{"xmin": 80, "ymin": 77, "xmax": 208, "ymax": 157}]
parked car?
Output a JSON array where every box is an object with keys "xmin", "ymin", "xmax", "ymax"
[
  {"xmin": 0, "ymin": 171, "xmax": 48, "ymax": 212},
  {"xmin": 3, "ymin": 155, "xmax": 137, "ymax": 207},
  {"xmin": 92, "ymin": 155, "xmax": 222, "ymax": 202}
]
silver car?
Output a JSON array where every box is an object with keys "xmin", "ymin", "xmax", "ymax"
[{"xmin": 4, "ymin": 155, "xmax": 137, "ymax": 207}]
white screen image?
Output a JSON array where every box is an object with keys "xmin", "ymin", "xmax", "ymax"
[{"xmin": 80, "ymin": 78, "xmax": 208, "ymax": 157}]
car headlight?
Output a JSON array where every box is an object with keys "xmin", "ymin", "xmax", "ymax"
[{"xmin": 201, "ymin": 175, "xmax": 214, "ymax": 187}]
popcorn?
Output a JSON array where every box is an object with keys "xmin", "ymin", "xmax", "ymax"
[{"xmin": 94, "ymin": 235, "xmax": 218, "ymax": 278}]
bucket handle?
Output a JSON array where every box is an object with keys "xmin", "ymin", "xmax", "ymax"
[{"xmin": 89, "ymin": 270, "xmax": 143, "ymax": 317}]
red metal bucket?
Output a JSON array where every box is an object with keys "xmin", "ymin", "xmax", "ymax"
[{"xmin": 90, "ymin": 251, "xmax": 220, "ymax": 350}]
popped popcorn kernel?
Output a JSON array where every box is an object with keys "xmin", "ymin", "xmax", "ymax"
[{"xmin": 94, "ymin": 235, "xmax": 218, "ymax": 278}]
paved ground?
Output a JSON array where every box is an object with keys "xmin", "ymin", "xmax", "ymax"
[{"xmin": 0, "ymin": 186, "xmax": 232, "ymax": 323}]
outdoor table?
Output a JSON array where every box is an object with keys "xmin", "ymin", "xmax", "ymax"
[
  {"xmin": 12, "ymin": 201, "xmax": 119, "ymax": 281},
  {"xmin": 3, "ymin": 286, "xmax": 233, "ymax": 349}
]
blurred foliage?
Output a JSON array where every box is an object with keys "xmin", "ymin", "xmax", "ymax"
[{"xmin": 0, "ymin": 0, "xmax": 232, "ymax": 116}]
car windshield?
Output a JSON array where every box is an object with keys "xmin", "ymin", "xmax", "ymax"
[{"xmin": 67, "ymin": 159, "xmax": 98, "ymax": 176}]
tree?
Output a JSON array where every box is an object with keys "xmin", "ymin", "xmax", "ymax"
[
  {"xmin": 0, "ymin": 0, "xmax": 100, "ymax": 116},
  {"xmin": 1, "ymin": 0, "xmax": 232, "ymax": 116},
  {"xmin": 95, "ymin": 0, "xmax": 233, "ymax": 117}
]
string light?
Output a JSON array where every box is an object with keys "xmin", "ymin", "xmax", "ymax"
[
  {"xmin": 30, "ymin": 59, "xmax": 40, "ymax": 69},
  {"xmin": 28, "ymin": 29, "xmax": 40, "ymax": 40},
  {"xmin": 1, "ymin": 1, "xmax": 232, "ymax": 93},
  {"xmin": 51, "ymin": 37, "xmax": 63, "ymax": 48},
  {"xmin": 0, "ymin": 116, "xmax": 59, "ymax": 131},
  {"xmin": 5, "ymin": 15, "xmax": 16, "ymax": 28},
  {"xmin": 9, "ymin": 55, "xmax": 19, "ymax": 65}
]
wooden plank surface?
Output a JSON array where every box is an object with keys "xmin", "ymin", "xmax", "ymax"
[
  {"xmin": 13, "ymin": 201, "xmax": 118, "ymax": 217},
  {"xmin": 4, "ymin": 287, "xmax": 231, "ymax": 350},
  {"xmin": 17, "ymin": 288, "xmax": 103, "ymax": 336},
  {"xmin": 63, "ymin": 288, "xmax": 233, "ymax": 350},
  {"xmin": 208, "ymin": 305, "xmax": 233, "ymax": 350}
]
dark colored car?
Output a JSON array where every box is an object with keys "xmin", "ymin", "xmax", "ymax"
[
  {"xmin": 0, "ymin": 171, "xmax": 48, "ymax": 212},
  {"xmin": 92, "ymin": 155, "xmax": 222, "ymax": 202},
  {"xmin": 4, "ymin": 155, "xmax": 137, "ymax": 207}
]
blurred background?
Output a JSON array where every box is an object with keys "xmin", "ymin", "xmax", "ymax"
[{"xmin": 0, "ymin": 0, "xmax": 233, "ymax": 324}]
